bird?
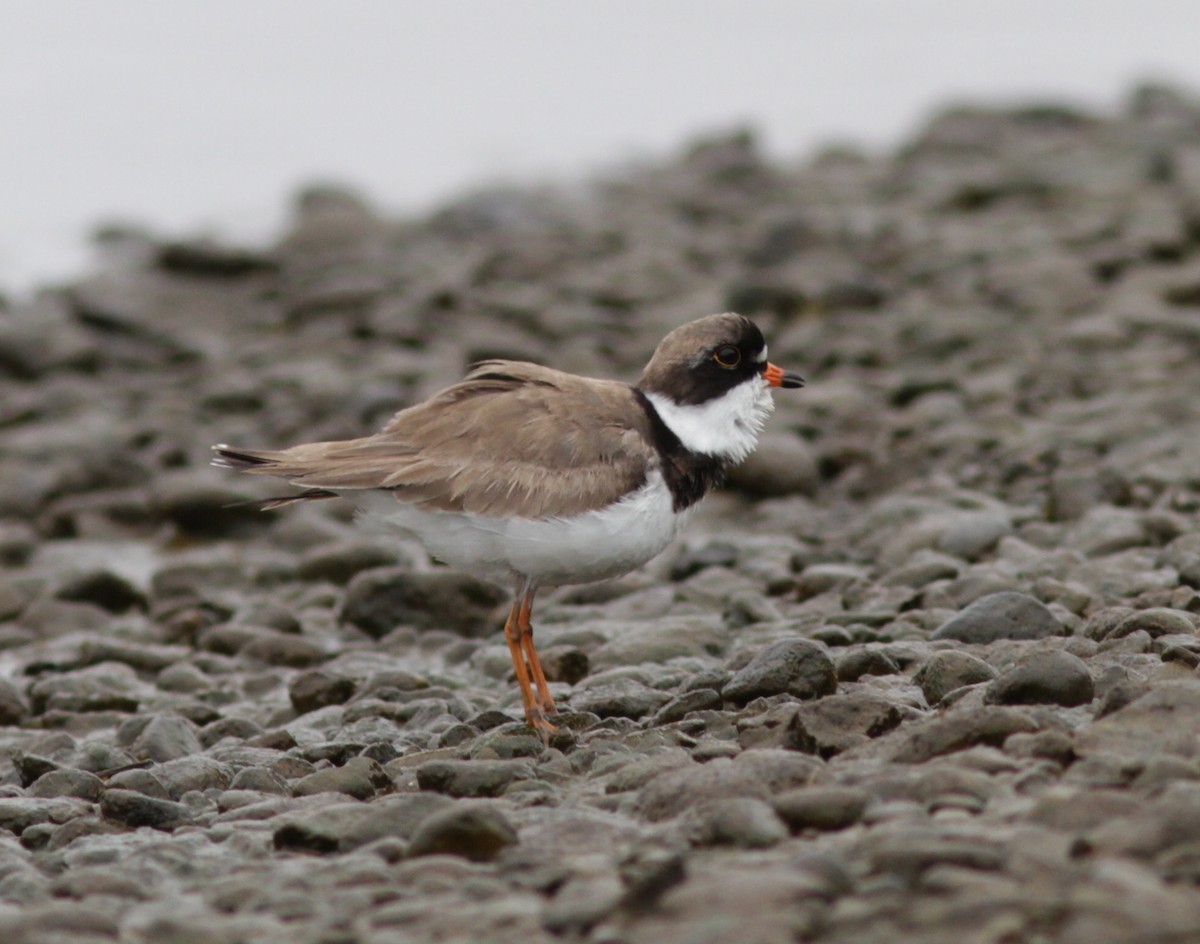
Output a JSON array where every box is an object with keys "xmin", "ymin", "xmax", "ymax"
[{"xmin": 213, "ymin": 312, "xmax": 804, "ymax": 743}]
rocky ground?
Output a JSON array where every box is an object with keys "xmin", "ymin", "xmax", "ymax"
[{"xmin": 4, "ymin": 83, "xmax": 1200, "ymax": 943}]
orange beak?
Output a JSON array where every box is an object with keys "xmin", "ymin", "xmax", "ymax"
[{"xmin": 762, "ymin": 362, "xmax": 805, "ymax": 389}]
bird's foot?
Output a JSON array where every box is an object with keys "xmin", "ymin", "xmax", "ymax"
[{"xmin": 527, "ymin": 707, "xmax": 559, "ymax": 747}]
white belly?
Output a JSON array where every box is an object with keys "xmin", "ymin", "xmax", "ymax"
[{"xmin": 351, "ymin": 471, "xmax": 690, "ymax": 587}]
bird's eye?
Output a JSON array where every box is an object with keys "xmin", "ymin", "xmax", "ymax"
[{"xmin": 712, "ymin": 345, "xmax": 741, "ymax": 368}]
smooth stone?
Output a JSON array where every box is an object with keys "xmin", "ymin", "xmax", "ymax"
[
  {"xmin": 722, "ymin": 639, "xmax": 837, "ymax": 705},
  {"xmin": 835, "ymin": 648, "xmax": 901, "ymax": 682},
  {"xmin": 291, "ymin": 757, "xmax": 390, "ymax": 800},
  {"xmin": 568, "ymin": 678, "xmax": 672, "ymax": 719},
  {"xmin": 683, "ymin": 797, "xmax": 788, "ymax": 849},
  {"xmin": 288, "ymin": 670, "xmax": 358, "ymax": 714},
  {"xmin": 638, "ymin": 750, "xmax": 821, "ymax": 822},
  {"xmin": 913, "ymin": 650, "xmax": 999, "ymax": 705},
  {"xmin": 773, "ymin": 785, "xmax": 871, "ymax": 831},
  {"xmin": 99, "ymin": 789, "xmax": 195, "ymax": 831},
  {"xmin": 407, "ymin": 801, "xmax": 518, "ymax": 862},
  {"xmin": 27, "ymin": 769, "xmax": 104, "ymax": 801},
  {"xmin": 931, "ymin": 591, "xmax": 1064, "ymax": 643},
  {"xmin": 415, "ymin": 759, "xmax": 537, "ymax": 797},
  {"xmin": 984, "ymin": 650, "xmax": 1095, "ymax": 707},
  {"xmin": 273, "ymin": 793, "xmax": 453, "ymax": 852},
  {"xmin": 131, "ymin": 714, "xmax": 203, "ymax": 762},
  {"xmin": 339, "ymin": 567, "xmax": 507, "ymax": 638}
]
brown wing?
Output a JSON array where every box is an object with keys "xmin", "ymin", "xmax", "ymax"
[{"xmin": 213, "ymin": 361, "xmax": 657, "ymax": 519}]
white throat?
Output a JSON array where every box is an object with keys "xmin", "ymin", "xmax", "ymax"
[{"xmin": 644, "ymin": 379, "xmax": 774, "ymax": 463}]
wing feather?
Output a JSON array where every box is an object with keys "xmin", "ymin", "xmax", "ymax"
[{"xmin": 213, "ymin": 361, "xmax": 656, "ymax": 519}]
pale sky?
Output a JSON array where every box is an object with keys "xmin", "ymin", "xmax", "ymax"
[{"xmin": 5, "ymin": 1, "xmax": 1200, "ymax": 293}]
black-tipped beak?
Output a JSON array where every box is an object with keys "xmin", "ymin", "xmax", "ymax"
[{"xmin": 763, "ymin": 362, "xmax": 805, "ymax": 389}]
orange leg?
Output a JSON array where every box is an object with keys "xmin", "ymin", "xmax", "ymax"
[
  {"xmin": 504, "ymin": 578, "xmax": 556, "ymax": 744},
  {"xmin": 517, "ymin": 583, "xmax": 557, "ymax": 719}
]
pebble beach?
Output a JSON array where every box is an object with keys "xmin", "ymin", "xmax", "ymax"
[{"xmin": 4, "ymin": 84, "xmax": 1200, "ymax": 943}]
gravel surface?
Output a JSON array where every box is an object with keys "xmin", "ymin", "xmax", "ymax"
[{"xmin": 5, "ymin": 84, "xmax": 1200, "ymax": 943}]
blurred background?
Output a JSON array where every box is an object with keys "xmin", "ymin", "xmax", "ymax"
[{"xmin": 5, "ymin": 0, "xmax": 1200, "ymax": 295}]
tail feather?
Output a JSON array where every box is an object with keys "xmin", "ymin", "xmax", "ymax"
[{"xmin": 212, "ymin": 444, "xmax": 280, "ymax": 471}]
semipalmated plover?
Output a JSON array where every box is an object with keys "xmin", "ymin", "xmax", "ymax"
[{"xmin": 214, "ymin": 312, "xmax": 803, "ymax": 742}]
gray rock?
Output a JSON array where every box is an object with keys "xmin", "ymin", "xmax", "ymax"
[
  {"xmin": 931, "ymin": 591, "xmax": 1064, "ymax": 643},
  {"xmin": 273, "ymin": 793, "xmax": 453, "ymax": 852},
  {"xmin": 229, "ymin": 766, "xmax": 289, "ymax": 794},
  {"xmin": 131, "ymin": 714, "xmax": 203, "ymax": 762},
  {"xmin": 773, "ymin": 786, "xmax": 871, "ymax": 831},
  {"xmin": 27, "ymin": 663, "xmax": 142, "ymax": 714},
  {"xmin": 892, "ymin": 705, "xmax": 1039, "ymax": 763},
  {"xmin": 569, "ymin": 678, "xmax": 672, "ymax": 719},
  {"xmin": 153, "ymin": 756, "xmax": 234, "ymax": 798},
  {"xmin": 407, "ymin": 801, "xmax": 518, "ymax": 862},
  {"xmin": 650, "ymin": 688, "xmax": 724, "ymax": 725},
  {"xmin": 1077, "ymin": 680, "xmax": 1200, "ymax": 759},
  {"xmin": 725, "ymin": 433, "xmax": 819, "ymax": 497},
  {"xmin": 835, "ymin": 648, "xmax": 901, "ymax": 682},
  {"xmin": 0, "ymin": 797, "xmax": 92, "ymax": 834},
  {"xmin": 538, "ymin": 645, "xmax": 590, "ymax": 684},
  {"xmin": 638, "ymin": 750, "xmax": 820, "ymax": 821},
  {"xmin": 99, "ymin": 789, "xmax": 195, "ymax": 831},
  {"xmin": 543, "ymin": 871, "xmax": 625, "ymax": 935},
  {"xmin": 297, "ymin": 539, "xmax": 402, "ymax": 585},
  {"xmin": 291, "ymin": 757, "xmax": 390, "ymax": 800},
  {"xmin": 783, "ymin": 692, "xmax": 905, "ymax": 756},
  {"xmin": 340, "ymin": 566, "xmax": 507, "ymax": 637},
  {"xmin": 288, "ymin": 670, "xmax": 358, "ymax": 714},
  {"xmin": 684, "ymin": 797, "xmax": 788, "ymax": 849},
  {"xmin": 984, "ymin": 650, "xmax": 1095, "ymax": 707},
  {"xmin": 415, "ymin": 759, "xmax": 536, "ymax": 797},
  {"xmin": 935, "ymin": 510, "xmax": 1011, "ymax": 560},
  {"xmin": 0, "ymin": 678, "xmax": 29, "ymax": 725},
  {"xmin": 913, "ymin": 650, "xmax": 999, "ymax": 705},
  {"xmin": 27, "ymin": 769, "xmax": 104, "ymax": 801},
  {"xmin": 722, "ymin": 638, "xmax": 837, "ymax": 705},
  {"xmin": 1109, "ymin": 607, "xmax": 1197, "ymax": 639}
]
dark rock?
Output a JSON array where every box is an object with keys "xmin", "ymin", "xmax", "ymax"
[
  {"xmin": 835, "ymin": 648, "xmax": 901, "ymax": 682},
  {"xmin": 99, "ymin": 789, "xmax": 195, "ymax": 831},
  {"xmin": 297, "ymin": 539, "xmax": 402, "ymax": 585},
  {"xmin": 0, "ymin": 678, "xmax": 30, "ymax": 724},
  {"xmin": 722, "ymin": 638, "xmax": 837, "ymax": 705},
  {"xmin": 670, "ymin": 541, "xmax": 738, "ymax": 581},
  {"xmin": 538, "ymin": 645, "xmax": 590, "ymax": 685},
  {"xmin": 913, "ymin": 650, "xmax": 999, "ymax": 705},
  {"xmin": 54, "ymin": 569, "xmax": 147, "ymax": 613},
  {"xmin": 339, "ymin": 567, "xmax": 507, "ymax": 638},
  {"xmin": 569, "ymin": 678, "xmax": 672, "ymax": 719},
  {"xmin": 931, "ymin": 591, "xmax": 1064, "ymax": 643},
  {"xmin": 289, "ymin": 670, "xmax": 358, "ymax": 714},
  {"xmin": 984, "ymin": 650, "xmax": 1095, "ymax": 707},
  {"xmin": 407, "ymin": 801, "xmax": 518, "ymax": 862},
  {"xmin": 415, "ymin": 759, "xmax": 536, "ymax": 797},
  {"xmin": 773, "ymin": 786, "xmax": 871, "ymax": 831}
]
